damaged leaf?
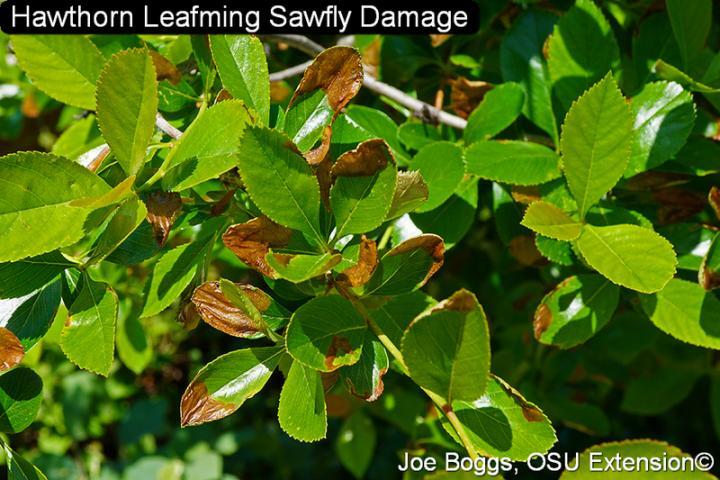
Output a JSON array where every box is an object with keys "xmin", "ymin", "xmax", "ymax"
[
  {"xmin": 222, "ymin": 216, "xmax": 293, "ymax": 278},
  {"xmin": 145, "ymin": 191, "xmax": 182, "ymax": 246},
  {"xmin": 337, "ymin": 236, "xmax": 378, "ymax": 288},
  {"xmin": 0, "ymin": 327, "xmax": 24, "ymax": 372},
  {"xmin": 386, "ymin": 170, "xmax": 429, "ymax": 220},
  {"xmin": 266, "ymin": 252, "xmax": 342, "ymax": 284}
]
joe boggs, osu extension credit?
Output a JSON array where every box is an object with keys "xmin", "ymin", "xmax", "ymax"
[{"xmin": 10, "ymin": 4, "xmax": 470, "ymax": 33}]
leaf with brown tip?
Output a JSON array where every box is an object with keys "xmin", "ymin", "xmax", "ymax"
[
  {"xmin": 181, "ymin": 347, "xmax": 283, "ymax": 427},
  {"xmin": 191, "ymin": 281, "xmax": 289, "ymax": 338},
  {"xmin": 222, "ymin": 216, "xmax": 293, "ymax": 278},
  {"xmin": 290, "ymin": 46, "xmax": 364, "ymax": 114},
  {"xmin": 451, "ymin": 77, "xmax": 492, "ymax": 118},
  {"xmin": 145, "ymin": 191, "xmax": 182, "ymax": 246},
  {"xmin": 364, "ymin": 234, "xmax": 445, "ymax": 296},
  {"xmin": 386, "ymin": 171, "xmax": 429, "ymax": 220},
  {"xmin": 331, "ymin": 139, "xmax": 392, "ymax": 177},
  {"xmin": 0, "ymin": 328, "xmax": 24, "ymax": 372},
  {"xmin": 337, "ymin": 236, "xmax": 378, "ymax": 288}
]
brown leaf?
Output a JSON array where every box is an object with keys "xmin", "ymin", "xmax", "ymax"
[
  {"xmin": 180, "ymin": 380, "xmax": 238, "ymax": 427},
  {"xmin": 0, "ymin": 327, "xmax": 24, "ymax": 372},
  {"xmin": 710, "ymin": 186, "xmax": 720, "ymax": 221},
  {"xmin": 511, "ymin": 186, "xmax": 541, "ymax": 205},
  {"xmin": 533, "ymin": 303, "xmax": 552, "ymax": 340},
  {"xmin": 222, "ymin": 216, "xmax": 292, "ymax": 278},
  {"xmin": 623, "ymin": 171, "xmax": 689, "ymax": 191},
  {"xmin": 337, "ymin": 236, "xmax": 378, "ymax": 288},
  {"xmin": 270, "ymin": 81, "xmax": 292, "ymax": 103},
  {"xmin": 436, "ymin": 289, "xmax": 476, "ymax": 313},
  {"xmin": 331, "ymin": 139, "xmax": 394, "ymax": 177},
  {"xmin": 699, "ymin": 262, "xmax": 720, "ymax": 291},
  {"xmin": 495, "ymin": 375, "xmax": 545, "ymax": 423},
  {"xmin": 450, "ymin": 77, "xmax": 492, "ymax": 119},
  {"xmin": 145, "ymin": 191, "xmax": 183, "ymax": 246},
  {"xmin": 325, "ymin": 336, "xmax": 354, "ymax": 370},
  {"xmin": 215, "ymin": 89, "xmax": 233, "ymax": 103},
  {"xmin": 21, "ymin": 92, "xmax": 40, "ymax": 118},
  {"xmin": 305, "ymin": 126, "xmax": 333, "ymax": 166},
  {"xmin": 509, "ymin": 235, "xmax": 546, "ymax": 266},
  {"xmin": 388, "ymin": 234, "xmax": 445, "ymax": 285},
  {"xmin": 290, "ymin": 46, "xmax": 364, "ymax": 114},
  {"xmin": 149, "ymin": 50, "xmax": 181, "ymax": 85},
  {"xmin": 654, "ymin": 188, "xmax": 706, "ymax": 225},
  {"xmin": 178, "ymin": 301, "xmax": 201, "ymax": 331},
  {"xmin": 86, "ymin": 145, "xmax": 111, "ymax": 173},
  {"xmin": 430, "ymin": 34, "xmax": 452, "ymax": 47},
  {"xmin": 316, "ymin": 155, "xmax": 334, "ymax": 211},
  {"xmin": 191, "ymin": 281, "xmax": 271, "ymax": 337}
]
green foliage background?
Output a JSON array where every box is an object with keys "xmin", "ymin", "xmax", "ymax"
[{"xmin": 1, "ymin": 0, "xmax": 720, "ymax": 478}]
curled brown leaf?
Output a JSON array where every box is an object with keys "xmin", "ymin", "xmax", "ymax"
[
  {"xmin": 388, "ymin": 234, "xmax": 445, "ymax": 285},
  {"xmin": 290, "ymin": 46, "xmax": 364, "ymax": 114},
  {"xmin": 451, "ymin": 77, "xmax": 492, "ymax": 119},
  {"xmin": 191, "ymin": 281, "xmax": 271, "ymax": 337},
  {"xmin": 180, "ymin": 380, "xmax": 238, "ymax": 427},
  {"xmin": 149, "ymin": 50, "xmax": 181, "ymax": 85},
  {"xmin": 145, "ymin": 191, "xmax": 183, "ymax": 246},
  {"xmin": 0, "ymin": 327, "xmax": 24, "ymax": 372},
  {"xmin": 331, "ymin": 139, "xmax": 394, "ymax": 177},
  {"xmin": 222, "ymin": 216, "xmax": 292, "ymax": 278},
  {"xmin": 710, "ymin": 186, "xmax": 720, "ymax": 221},
  {"xmin": 337, "ymin": 236, "xmax": 378, "ymax": 288}
]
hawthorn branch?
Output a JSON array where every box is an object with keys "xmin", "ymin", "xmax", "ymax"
[
  {"xmin": 155, "ymin": 113, "xmax": 183, "ymax": 139},
  {"xmin": 269, "ymin": 60, "xmax": 313, "ymax": 82},
  {"xmin": 262, "ymin": 34, "xmax": 468, "ymax": 130}
]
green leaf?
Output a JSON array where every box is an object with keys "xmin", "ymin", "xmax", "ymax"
[
  {"xmin": 666, "ymin": 0, "xmax": 712, "ymax": 70},
  {"xmin": 700, "ymin": 233, "xmax": 720, "ymax": 290},
  {"xmin": 464, "ymin": 83, "xmax": 525, "ymax": 144},
  {"xmin": 534, "ymin": 274, "xmax": 620, "ymax": 349},
  {"xmin": 51, "ymin": 114, "xmax": 104, "ymax": 161},
  {"xmin": 411, "ymin": 177, "xmax": 479, "ymax": 249},
  {"xmin": 210, "ymin": 35, "xmax": 270, "ymax": 125},
  {"xmin": 4, "ymin": 444, "xmax": 48, "ymax": 480},
  {"xmin": 278, "ymin": 360, "xmax": 327, "ymax": 442},
  {"xmin": 409, "ymin": 142, "xmax": 465, "ymax": 212},
  {"xmin": 266, "ymin": 252, "xmax": 342, "ymax": 284},
  {"xmin": 547, "ymin": 0, "xmax": 620, "ymax": 112},
  {"xmin": 640, "ymin": 279, "xmax": 720, "ymax": 349},
  {"xmin": 364, "ymin": 235, "xmax": 444, "ymax": 296},
  {"xmin": 86, "ymin": 196, "xmax": 147, "ymax": 265},
  {"xmin": 402, "ymin": 290, "xmax": 490, "ymax": 403},
  {"xmin": 621, "ymin": 367, "xmax": 699, "ymax": 416},
  {"xmin": 500, "ymin": 10, "xmax": 558, "ymax": 141},
  {"xmin": 10, "ymin": 35, "xmax": 106, "ymax": 110},
  {"xmin": 397, "ymin": 123, "xmax": 441, "ymax": 151},
  {"xmin": 330, "ymin": 140, "xmax": 398, "ymax": 237},
  {"xmin": 0, "ymin": 251, "xmax": 73, "ymax": 299},
  {"xmin": 332, "ymin": 106, "xmax": 409, "ymax": 164},
  {"xmin": 536, "ymin": 235, "xmax": 575, "ymax": 266},
  {"xmin": 336, "ymin": 412, "xmax": 376, "ymax": 479},
  {"xmin": 116, "ymin": 304, "xmax": 152, "ymax": 375},
  {"xmin": 0, "ymin": 281, "xmax": 61, "ymax": 352},
  {"xmin": 465, "ymin": 140, "xmax": 561, "ymax": 186},
  {"xmin": 140, "ymin": 224, "xmax": 218, "ymax": 318},
  {"xmin": 386, "ymin": 171, "xmax": 429, "ymax": 220},
  {"xmin": 96, "ymin": 49, "xmax": 158, "ymax": 177},
  {"xmin": 560, "ymin": 440, "xmax": 713, "ymax": 479},
  {"xmin": 161, "ymin": 100, "xmax": 253, "ymax": 191},
  {"xmin": 180, "ymin": 347, "xmax": 282, "ymax": 427},
  {"xmin": 341, "ymin": 333, "xmax": 389, "ymax": 402},
  {"xmin": 61, "ymin": 276, "xmax": 118, "ymax": 376},
  {"xmin": 521, "ymin": 201, "xmax": 582, "ymax": 241},
  {"xmin": 286, "ymin": 295, "xmax": 366, "ymax": 372},
  {"xmin": 283, "ymin": 90, "xmax": 334, "ymax": 152},
  {"xmin": 366, "ymin": 291, "xmax": 436, "ymax": 347},
  {"xmin": 577, "ymin": 224, "xmax": 677, "ymax": 293},
  {"xmin": 0, "ymin": 152, "xmax": 117, "ymax": 263},
  {"xmin": 626, "ymin": 81, "xmax": 695, "ymax": 177},
  {"xmin": 236, "ymin": 126, "xmax": 324, "ymax": 246},
  {"xmin": 560, "ymin": 74, "xmax": 632, "ymax": 217},
  {"xmin": 0, "ymin": 367, "xmax": 43, "ymax": 433},
  {"xmin": 443, "ymin": 375, "xmax": 556, "ymax": 461}
]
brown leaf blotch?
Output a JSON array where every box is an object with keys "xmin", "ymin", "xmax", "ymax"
[
  {"xmin": 331, "ymin": 139, "xmax": 394, "ymax": 177},
  {"xmin": 495, "ymin": 376, "xmax": 545, "ymax": 423},
  {"xmin": 450, "ymin": 77, "xmax": 492, "ymax": 119},
  {"xmin": 305, "ymin": 126, "xmax": 333, "ymax": 166},
  {"xmin": 710, "ymin": 186, "xmax": 720, "ymax": 221},
  {"xmin": 191, "ymin": 281, "xmax": 269, "ymax": 337},
  {"xmin": 0, "ymin": 327, "xmax": 24, "ymax": 372},
  {"xmin": 180, "ymin": 381, "xmax": 238, "ymax": 427},
  {"xmin": 325, "ymin": 335, "xmax": 354, "ymax": 370},
  {"xmin": 145, "ymin": 191, "xmax": 183, "ymax": 247},
  {"xmin": 290, "ymin": 46, "xmax": 364, "ymax": 113},
  {"xmin": 388, "ymin": 234, "xmax": 445, "ymax": 284},
  {"xmin": 509, "ymin": 235, "xmax": 546, "ymax": 267},
  {"xmin": 511, "ymin": 185, "xmax": 541, "ymax": 205},
  {"xmin": 222, "ymin": 216, "xmax": 292, "ymax": 278},
  {"xmin": 149, "ymin": 50, "xmax": 182, "ymax": 85},
  {"xmin": 338, "ymin": 236, "xmax": 378, "ymax": 288},
  {"xmin": 533, "ymin": 304, "xmax": 552, "ymax": 339},
  {"xmin": 435, "ymin": 289, "xmax": 476, "ymax": 313}
]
